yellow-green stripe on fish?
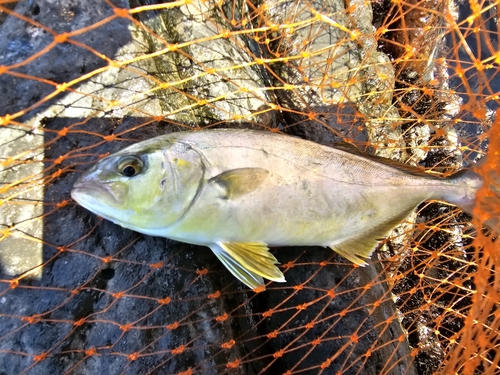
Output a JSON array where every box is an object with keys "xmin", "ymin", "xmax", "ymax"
[{"xmin": 71, "ymin": 129, "xmax": 483, "ymax": 290}]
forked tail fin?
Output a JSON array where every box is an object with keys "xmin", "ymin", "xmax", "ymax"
[
  {"xmin": 472, "ymin": 158, "xmax": 500, "ymax": 234},
  {"xmin": 443, "ymin": 168, "xmax": 484, "ymax": 216},
  {"xmin": 473, "ymin": 113, "xmax": 500, "ymax": 233},
  {"xmin": 443, "ymin": 158, "xmax": 499, "ymax": 233}
]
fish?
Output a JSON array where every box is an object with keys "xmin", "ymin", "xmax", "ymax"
[{"xmin": 71, "ymin": 129, "xmax": 483, "ymax": 290}]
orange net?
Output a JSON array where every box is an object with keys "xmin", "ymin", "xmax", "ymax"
[{"xmin": 0, "ymin": 0, "xmax": 499, "ymax": 374}]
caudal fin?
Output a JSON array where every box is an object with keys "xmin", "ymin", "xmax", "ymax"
[
  {"xmin": 443, "ymin": 168, "xmax": 484, "ymax": 215},
  {"xmin": 471, "ymin": 158, "xmax": 500, "ymax": 234},
  {"xmin": 444, "ymin": 158, "xmax": 500, "ymax": 234}
]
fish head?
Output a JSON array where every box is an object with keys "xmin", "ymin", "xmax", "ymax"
[{"xmin": 71, "ymin": 139, "xmax": 205, "ymax": 232}]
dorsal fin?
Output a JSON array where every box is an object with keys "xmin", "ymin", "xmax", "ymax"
[{"xmin": 329, "ymin": 142, "xmax": 438, "ymax": 180}]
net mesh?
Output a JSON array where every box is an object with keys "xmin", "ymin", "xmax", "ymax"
[{"xmin": 0, "ymin": 0, "xmax": 499, "ymax": 374}]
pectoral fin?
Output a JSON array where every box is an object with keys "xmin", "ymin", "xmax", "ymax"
[
  {"xmin": 209, "ymin": 168, "xmax": 269, "ymax": 199},
  {"xmin": 331, "ymin": 207, "xmax": 417, "ymax": 266},
  {"xmin": 209, "ymin": 242, "xmax": 285, "ymax": 289}
]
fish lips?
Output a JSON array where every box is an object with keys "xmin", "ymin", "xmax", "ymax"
[{"xmin": 71, "ymin": 179, "xmax": 126, "ymax": 209}]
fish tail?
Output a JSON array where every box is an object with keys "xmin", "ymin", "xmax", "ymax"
[
  {"xmin": 442, "ymin": 168, "xmax": 484, "ymax": 215},
  {"xmin": 441, "ymin": 158, "xmax": 500, "ymax": 232},
  {"xmin": 438, "ymin": 157, "xmax": 500, "ymax": 235},
  {"xmin": 467, "ymin": 155, "xmax": 500, "ymax": 232}
]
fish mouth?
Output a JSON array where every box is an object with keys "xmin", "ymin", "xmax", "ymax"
[{"xmin": 71, "ymin": 181, "xmax": 121, "ymax": 206}]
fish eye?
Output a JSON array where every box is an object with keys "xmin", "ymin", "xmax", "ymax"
[{"xmin": 117, "ymin": 156, "xmax": 144, "ymax": 178}]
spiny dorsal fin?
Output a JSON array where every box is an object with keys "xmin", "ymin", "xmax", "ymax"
[
  {"xmin": 209, "ymin": 168, "xmax": 269, "ymax": 199},
  {"xmin": 209, "ymin": 242, "xmax": 285, "ymax": 289}
]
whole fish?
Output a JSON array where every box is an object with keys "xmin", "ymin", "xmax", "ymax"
[{"xmin": 71, "ymin": 129, "xmax": 482, "ymax": 289}]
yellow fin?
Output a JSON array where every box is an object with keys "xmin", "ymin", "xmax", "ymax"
[
  {"xmin": 209, "ymin": 242, "xmax": 285, "ymax": 289},
  {"xmin": 330, "ymin": 238, "xmax": 378, "ymax": 266},
  {"xmin": 209, "ymin": 168, "xmax": 269, "ymax": 199},
  {"xmin": 330, "ymin": 207, "xmax": 417, "ymax": 266},
  {"xmin": 210, "ymin": 244, "xmax": 265, "ymax": 289}
]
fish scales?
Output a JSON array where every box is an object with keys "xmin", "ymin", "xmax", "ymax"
[
  {"xmin": 169, "ymin": 132, "xmax": 428, "ymax": 238},
  {"xmin": 72, "ymin": 129, "xmax": 482, "ymax": 289},
  {"xmin": 178, "ymin": 130, "xmax": 441, "ymax": 186}
]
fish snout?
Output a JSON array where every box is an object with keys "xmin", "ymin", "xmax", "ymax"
[{"xmin": 71, "ymin": 174, "xmax": 126, "ymax": 206}]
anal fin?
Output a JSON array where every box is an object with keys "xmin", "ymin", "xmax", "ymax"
[
  {"xmin": 331, "ymin": 207, "xmax": 417, "ymax": 266},
  {"xmin": 209, "ymin": 242, "xmax": 286, "ymax": 290},
  {"xmin": 330, "ymin": 237, "xmax": 379, "ymax": 266}
]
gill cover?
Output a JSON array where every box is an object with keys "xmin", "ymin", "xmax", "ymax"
[{"xmin": 152, "ymin": 141, "xmax": 206, "ymax": 228}]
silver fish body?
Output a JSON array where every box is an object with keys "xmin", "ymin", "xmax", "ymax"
[{"xmin": 71, "ymin": 129, "xmax": 482, "ymax": 289}]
